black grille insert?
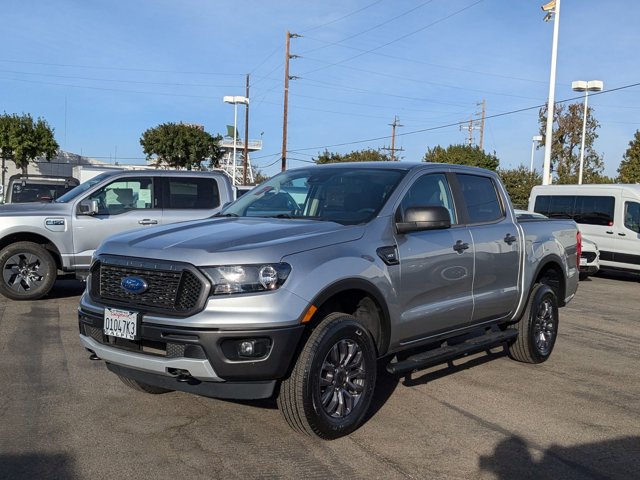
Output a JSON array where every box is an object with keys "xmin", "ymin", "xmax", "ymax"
[{"xmin": 91, "ymin": 257, "xmax": 208, "ymax": 316}]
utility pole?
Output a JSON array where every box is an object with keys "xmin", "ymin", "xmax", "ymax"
[
  {"xmin": 281, "ymin": 31, "xmax": 301, "ymax": 172},
  {"xmin": 477, "ymin": 99, "xmax": 486, "ymax": 150},
  {"xmin": 382, "ymin": 116, "xmax": 404, "ymax": 160},
  {"xmin": 243, "ymin": 73, "xmax": 250, "ymax": 185},
  {"xmin": 459, "ymin": 100, "xmax": 486, "ymax": 148}
]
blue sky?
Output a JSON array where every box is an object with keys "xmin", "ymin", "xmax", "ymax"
[{"xmin": 2, "ymin": 0, "xmax": 639, "ymax": 179}]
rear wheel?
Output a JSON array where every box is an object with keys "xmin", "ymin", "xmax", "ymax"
[
  {"xmin": 0, "ymin": 242, "xmax": 57, "ymax": 300},
  {"xmin": 508, "ymin": 283, "xmax": 559, "ymax": 363},
  {"xmin": 117, "ymin": 375, "xmax": 173, "ymax": 394},
  {"xmin": 278, "ymin": 313, "xmax": 377, "ymax": 439}
]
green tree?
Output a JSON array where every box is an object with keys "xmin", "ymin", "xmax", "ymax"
[
  {"xmin": 0, "ymin": 112, "xmax": 59, "ymax": 175},
  {"xmin": 314, "ymin": 148, "xmax": 390, "ymax": 164},
  {"xmin": 498, "ymin": 166, "xmax": 541, "ymax": 210},
  {"xmin": 140, "ymin": 123, "xmax": 222, "ymax": 170},
  {"xmin": 618, "ymin": 130, "xmax": 640, "ymax": 183},
  {"xmin": 422, "ymin": 144, "xmax": 499, "ymax": 171},
  {"xmin": 538, "ymin": 102, "xmax": 604, "ymax": 183}
]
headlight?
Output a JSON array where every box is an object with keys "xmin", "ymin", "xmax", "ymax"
[{"xmin": 200, "ymin": 263, "xmax": 292, "ymax": 295}]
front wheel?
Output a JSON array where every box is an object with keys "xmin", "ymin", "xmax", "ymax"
[
  {"xmin": 0, "ymin": 242, "xmax": 57, "ymax": 300},
  {"xmin": 278, "ymin": 313, "xmax": 377, "ymax": 439},
  {"xmin": 508, "ymin": 283, "xmax": 559, "ymax": 364}
]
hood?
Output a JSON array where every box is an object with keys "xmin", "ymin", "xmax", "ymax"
[
  {"xmin": 0, "ymin": 202, "xmax": 71, "ymax": 217},
  {"xmin": 98, "ymin": 217, "xmax": 366, "ymax": 265}
]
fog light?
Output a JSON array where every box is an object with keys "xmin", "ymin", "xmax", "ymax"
[
  {"xmin": 239, "ymin": 341, "xmax": 255, "ymax": 356},
  {"xmin": 236, "ymin": 338, "xmax": 271, "ymax": 358}
]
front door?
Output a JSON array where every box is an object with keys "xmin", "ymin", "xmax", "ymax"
[
  {"xmin": 395, "ymin": 173, "xmax": 474, "ymax": 344},
  {"xmin": 72, "ymin": 177, "xmax": 159, "ymax": 269}
]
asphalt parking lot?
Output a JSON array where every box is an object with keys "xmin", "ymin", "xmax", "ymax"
[{"xmin": 0, "ymin": 273, "xmax": 638, "ymax": 480}]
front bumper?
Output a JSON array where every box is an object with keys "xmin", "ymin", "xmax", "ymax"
[{"xmin": 79, "ymin": 307, "xmax": 305, "ymax": 399}]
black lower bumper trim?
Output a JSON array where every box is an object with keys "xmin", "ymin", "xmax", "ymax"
[{"xmin": 107, "ymin": 363, "xmax": 276, "ymax": 400}]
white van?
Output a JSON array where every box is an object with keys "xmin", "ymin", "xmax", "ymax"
[{"xmin": 529, "ymin": 184, "xmax": 640, "ymax": 273}]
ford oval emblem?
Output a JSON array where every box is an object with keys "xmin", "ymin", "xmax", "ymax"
[{"xmin": 120, "ymin": 276, "xmax": 148, "ymax": 294}]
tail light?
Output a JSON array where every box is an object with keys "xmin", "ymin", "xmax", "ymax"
[{"xmin": 576, "ymin": 231, "xmax": 582, "ymax": 268}]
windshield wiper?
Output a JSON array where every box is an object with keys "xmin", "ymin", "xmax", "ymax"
[{"xmin": 214, "ymin": 212, "xmax": 239, "ymax": 217}]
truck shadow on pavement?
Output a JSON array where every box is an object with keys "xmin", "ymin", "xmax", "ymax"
[
  {"xmin": 478, "ymin": 434, "xmax": 640, "ymax": 480},
  {"xmin": 0, "ymin": 453, "xmax": 77, "ymax": 480},
  {"xmin": 44, "ymin": 279, "xmax": 86, "ymax": 300}
]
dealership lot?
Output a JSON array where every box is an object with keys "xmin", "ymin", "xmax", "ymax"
[{"xmin": 0, "ymin": 274, "xmax": 638, "ymax": 480}]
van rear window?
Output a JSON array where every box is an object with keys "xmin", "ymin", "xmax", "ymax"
[{"xmin": 533, "ymin": 195, "xmax": 615, "ymax": 226}]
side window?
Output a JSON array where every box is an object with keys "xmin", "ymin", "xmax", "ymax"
[
  {"xmin": 165, "ymin": 178, "xmax": 220, "ymax": 209},
  {"xmin": 456, "ymin": 174, "xmax": 503, "ymax": 223},
  {"xmin": 87, "ymin": 178, "xmax": 154, "ymax": 215},
  {"xmin": 625, "ymin": 201, "xmax": 640, "ymax": 233},
  {"xmin": 399, "ymin": 173, "xmax": 456, "ymax": 223},
  {"xmin": 573, "ymin": 196, "xmax": 615, "ymax": 226}
]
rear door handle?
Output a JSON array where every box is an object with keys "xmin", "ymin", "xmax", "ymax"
[
  {"xmin": 504, "ymin": 233, "xmax": 517, "ymax": 245},
  {"xmin": 139, "ymin": 219, "xmax": 158, "ymax": 225},
  {"xmin": 453, "ymin": 240, "xmax": 470, "ymax": 253},
  {"xmin": 606, "ymin": 231, "xmax": 614, "ymax": 234},
  {"xmin": 618, "ymin": 233, "xmax": 626, "ymax": 236}
]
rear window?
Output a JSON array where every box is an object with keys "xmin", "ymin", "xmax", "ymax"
[
  {"xmin": 457, "ymin": 174, "xmax": 503, "ymax": 223},
  {"xmin": 165, "ymin": 178, "xmax": 220, "ymax": 209},
  {"xmin": 533, "ymin": 195, "xmax": 615, "ymax": 226}
]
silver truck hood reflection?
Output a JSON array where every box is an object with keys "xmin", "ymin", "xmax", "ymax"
[
  {"xmin": 98, "ymin": 217, "xmax": 365, "ymax": 264},
  {"xmin": 0, "ymin": 202, "xmax": 70, "ymax": 216}
]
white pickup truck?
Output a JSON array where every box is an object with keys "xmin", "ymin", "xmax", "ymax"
[{"xmin": 0, "ymin": 169, "xmax": 233, "ymax": 300}]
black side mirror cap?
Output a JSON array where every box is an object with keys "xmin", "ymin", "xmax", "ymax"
[{"xmin": 396, "ymin": 206, "xmax": 452, "ymax": 234}]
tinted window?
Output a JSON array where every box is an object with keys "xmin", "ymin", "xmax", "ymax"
[
  {"xmin": 534, "ymin": 195, "xmax": 615, "ymax": 226},
  {"xmin": 625, "ymin": 201, "xmax": 640, "ymax": 233},
  {"xmin": 87, "ymin": 178, "xmax": 154, "ymax": 215},
  {"xmin": 165, "ymin": 178, "xmax": 220, "ymax": 209},
  {"xmin": 457, "ymin": 174, "xmax": 503, "ymax": 223},
  {"xmin": 11, "ymin": 183, "xmax": 74, "ymax": 202},
  {"xmin": 399, "ymin": 173, "xmax": 456, "ymax": 223}
]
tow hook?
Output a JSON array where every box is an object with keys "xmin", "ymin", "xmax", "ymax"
[
  {"xmin": 88, "ymin": 350, "xmax": 101, "ymax": 361},
  {"xmin": 169, "ymin": 368, "xmax": 200, "ymax": 384}
]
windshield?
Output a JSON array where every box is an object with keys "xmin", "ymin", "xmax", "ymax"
[
  {"xmin": 220, "ymin": 166, "xmax": 406, "ymax": 225},
  {"xmin": 56, "ymin": 172, "xmax": 114, "ymax": 203}
]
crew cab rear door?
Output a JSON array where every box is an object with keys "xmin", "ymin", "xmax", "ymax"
[
  {"xmin": 453, "ymin": 172, "xmax": 521, "ymax": 323},
  {"xmin": 159, "ymin": 176, "xmax": 224, "ymax": 225}
]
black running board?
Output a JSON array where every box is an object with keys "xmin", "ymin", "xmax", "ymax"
[{"xmin": 386, "ymin": 329, "xmax": 518, "ymax": 376}]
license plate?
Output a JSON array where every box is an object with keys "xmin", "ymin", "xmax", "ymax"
[
  {"xmin": 580, "ymin": 257, "xmax": 588, "ymax": 266},
  {"xmin": 104, "ymin": 307, "xmax": 139, "ymax": 340}
]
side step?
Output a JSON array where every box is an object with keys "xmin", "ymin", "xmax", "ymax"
[{"xmin": 386, "ymin": 329, "xmax": 518, "ymax": 376}]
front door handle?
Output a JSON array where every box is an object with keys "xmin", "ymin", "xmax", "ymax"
[
  {"xmin": 453, "ymin": 240, "xmax": 470, "ymax": 253},
  {"xmin": 606, "ymin": 231, "xmax": 614, "ymax": 235},
  {"xmin": 139, "ymin": 219, "xmax": 158, "ymax": 225},
  {"xmin": 504, "ymin": 233, "xmax": 517, "ymax": 245},
  {"xmin": 618, "ymin": 232, "xmax": 626, "ymax": 236}
]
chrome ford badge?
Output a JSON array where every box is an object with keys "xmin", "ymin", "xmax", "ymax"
[{"xmin": 120, "ymin": 276, "xmax": 148, "ymax": 294}]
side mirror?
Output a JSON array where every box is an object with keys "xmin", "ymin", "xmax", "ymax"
[
  {"xmin": 396, "ymin": 206, "xmax": 451, "ymax": 234},
  {"xmin": 78, "ymin": 199, "xmax": 99, "ymax": 216}
]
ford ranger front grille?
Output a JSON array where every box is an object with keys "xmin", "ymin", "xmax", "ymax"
[{"xmin": 90, "ymin": 256, "xmax": 210, "ymax": 316}]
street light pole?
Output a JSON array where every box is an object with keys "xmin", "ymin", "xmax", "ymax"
[
  {"xmin": 542, "ymin": 0, "xmax": 561, "ymax": 185},
  {"xmin": 223, "ymin": 95, "xmax": 249, "ymax": 186},
  {"xmin": 572, "ymin": 80, "xmax": 604, "ymax": 184},
  {"xmin": 530, "ymin": 135, "xmax": 543, "ymax": 173}
]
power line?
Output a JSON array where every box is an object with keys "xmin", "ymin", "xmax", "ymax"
[
  {"xmin": 300, "ymin": 0, "xmax": 386, "ymax": 33},
  {"xmin": 300, "ymin": 0, "xmax": 484, "ymax": 76},
  {"xmin": 281, "ymin": 82, "xmax": 640, "ymax": 153}
]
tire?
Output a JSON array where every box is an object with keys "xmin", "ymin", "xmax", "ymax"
[
  {"xmin": 579, "ymin": 272, "xmax": 589, "ymax": 281},
  {"xmin": 278, "ymin": 313, "xmax": 377, "ymax": 439},
  {"xmin": 0, "ymin": 242, "xmax": 57, "ymax": 300},
  {"xmin": 117, "ymin": 375, "xmax": 173, "ymax": 394},
  {"xmin": 508, "ymin": 283, "xmax": 559, "ymax": 364}
]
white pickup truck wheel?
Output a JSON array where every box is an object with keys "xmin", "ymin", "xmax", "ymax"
[
  {"xmin": 508, "ymin": 283, "xmax": 559, "ymax": 364},
  {"xmin": 0, "ymin": 242, "xmax": 57, "ymax": 300},
  {"xmin": 278, "ymin": 313, "xmax": 377, "ymax": 439}
]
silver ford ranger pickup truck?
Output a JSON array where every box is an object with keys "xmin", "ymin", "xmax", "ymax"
[
  {"xmin": 78, "ymin": 163, "xmax": 579, "ymax": 439},
  {"xmin": 0, "ymin": 170, "xmax": 233, "ymax": 300}
]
